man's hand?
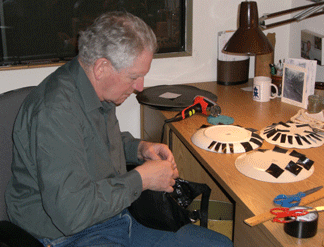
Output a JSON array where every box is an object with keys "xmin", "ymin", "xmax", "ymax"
[
  {"xmin": 135, "ymin": 141, "xmax": 178, "ymax": 192},
  {"xmin": 137, "ymin": 141, "xmax": 176, "ymax": 168},
  {"xmin": 135, "ymin": 160, "xmax": 179, "ymax": 193}
]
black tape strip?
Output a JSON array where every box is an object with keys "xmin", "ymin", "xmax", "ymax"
[
  {"xmin": 249, "ymin": 138, "xmax": 262, "ymax": 147},
  {"xmin": 266, "ymin": 129, "xmax": 277, "ymax": 138},
  {"xmin": 309, "ymin": 133, "xmax": 322, "ymax": 141},
  {"xmin": 273, "ymin": 146, "xmax": 288, "ymax": 154},
  {"xmin": 208, "ymin": 141, "xmax": 216, "ymax": 149},
  {"xmin": 296, "ymin": 124, "xmax": 310, "ymax": 128},
  {"xmin": 285, "ymin": 161, "xmax": 303, "ymax": 176},
  {"xmin": 300, "ymin": 136, "xmax": 311, "ymax": 145},
  {"xmin": 251, "ymin": 132, "xmax": 263, "ymax": 139},
  {"xmin": 288, "ymin": 135, "xmax": 293, "ymax": 144},
  {"xmin": 306, "ymin": 135, "xmax": 317, "ymax": 144},
  {"xmin": 289, "ymin": 150, "xmax": 305, "ymax": 159},
  {"xmin": 241, "ymin": 142, "xmax": 253, "ymax": 152},
  {"xmin": 229, "ymin": 143, "xmax": 234, "ymax": 153},
  {"xmin": 215, "ymin": 142, "xmax": 221, "ymax": 152},
  {"xmin": 245, "ymin": 128, "xmax": 258, "ymax": 132},
  {"xmin": 266, "ymin": 163, "xmax": 284, "ymax": 178},
  {"xmin": 277, "ymin": 129, "xmax": 290, "ymax": 132},
  {"xmin": 200, "ymin": 124, "xmax": 211, "ymax": 129},
  {"xmin": 221, "ymin": 143, "xmax": 227, "ymax": 153},
  {"xmin": 280, "ymin": 134, "xmax": 287, "ymax": 143},
  {"xmin": 312, "ymin": 132, "xmax": 324, "ymax": 139},
  {"xmin": 272, "ymin": 133, "xmax": 281, "ymax": 141},
  {"xmin": 297, "ymin": 157, "xmax": 314, "ymax": 170},
  {"xmin": 257, "ymin": 149, "xmax": 268, "ymax": 152},
  {"xmin": 279, "ymin": 121, "xmax": 290, "ymax": 127},
  {"xmin": 263, "ymin": 127, "xmax": 271, "ymax": 133},
  {"xmin": 295, "ymin": 136, "xmax": 302, "ymax": 145}
]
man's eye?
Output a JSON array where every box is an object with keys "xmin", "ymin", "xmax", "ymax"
[{"xmin": 130, "ymin": 76, "xmax": 140, "ymax": 81}]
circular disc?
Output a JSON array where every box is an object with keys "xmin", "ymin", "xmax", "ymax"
[
  {"xmin": 260, "ymin": 122, "xmax": 324, "ymax": 149},
  {"xmin": 191, "ymin": 125, "xmax": 263, "ymax": 154},
  {"xmin": 235, "ymin": 149, "xmax": 314, "ymax": 183},
  {"xmin": 136, "ymin": 85, "xmax": 218, "ymax": 111}
]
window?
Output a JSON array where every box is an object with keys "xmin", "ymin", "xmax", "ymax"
[{"xmin": 0, "ymin": 0, "xmax": 187, "ymax": 67}]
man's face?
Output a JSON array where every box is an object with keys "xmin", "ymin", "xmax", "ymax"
[{"xmin": 98, "ymin": 49, "xmax": 153, "ymax": 105}]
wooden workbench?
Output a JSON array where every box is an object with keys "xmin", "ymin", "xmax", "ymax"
[{"xmin": 141, "ymin": 81, "xmax": 324, "ymax": 247}]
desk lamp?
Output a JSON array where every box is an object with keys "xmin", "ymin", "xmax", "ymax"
[
  {"xmin": 222, "ymin": 1, "xmax": 273, "ymax": 55},
  {"xmin": 223, "ymin": 1, "xmax": 324, "ymax": 55}
]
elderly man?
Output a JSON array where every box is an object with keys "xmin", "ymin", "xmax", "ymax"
[{"xmin": 5, "ymin": 11, "xmax": 232, "ymax": 246}]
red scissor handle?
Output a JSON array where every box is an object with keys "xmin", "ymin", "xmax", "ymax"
[{"xmin": 270, "ymin": 207, "xmax": 309, "ymax": 223}]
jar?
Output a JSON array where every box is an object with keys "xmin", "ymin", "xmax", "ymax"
[
  {"xmin": 307, "ymin": 94, "xmax": 324, "ymax": 113},
  {"xmin": 315, "ymin": 82, "xmax": 324, "ymax": 97}
]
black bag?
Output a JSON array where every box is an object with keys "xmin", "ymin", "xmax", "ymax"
[{"xmin": 128, "ymin": 178, "xmax": 211, "ymax": 232}]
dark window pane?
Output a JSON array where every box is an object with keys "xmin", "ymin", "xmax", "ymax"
[{"xmin": 0, "ymin": 0, "xmax": 185, "ymax": 66}]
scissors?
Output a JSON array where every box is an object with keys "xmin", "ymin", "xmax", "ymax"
[
  {"xmin": 270, "ymin": 206, "xmax": 324, "ymax": 223},
  {"xmin": 273, "ymin": 186, "xmax": 323, "ymax": 207}
]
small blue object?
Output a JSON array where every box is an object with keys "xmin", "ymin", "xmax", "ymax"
[
  {"xmin": 273, "ymin": 192, "xmax": 306, "ymax": 208},
  {"xmin": 207, "ymin": 115, "xmax": 234, "ymax": 125},
  {"xmin": 273, "ymin": 186, "xmax": 323, "ymax": 208}
]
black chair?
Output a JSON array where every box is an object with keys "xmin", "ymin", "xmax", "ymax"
[{"xmin": 0, "ymin": 86, "xmax": 43, "ymax": 246}]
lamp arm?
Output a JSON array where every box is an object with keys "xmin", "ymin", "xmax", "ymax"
[
  {"xmin": 260, "ymin": 1, "xmax": 324, "ymax": 20},
  {"xmin": 259, "ymin": 2, "xmax": 324, "ymax": 29},
  {"xmin": 296, "ymin": 5, "xmax": 324, "ymax": 20},
  {"xmin": 260, "ymin": 10, "xmax": 324, "ymax": 29}
]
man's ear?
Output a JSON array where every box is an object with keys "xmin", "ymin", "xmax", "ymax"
[{"xmin": 93, "ymin": 58, "xmax": 112, "ymax": 80}]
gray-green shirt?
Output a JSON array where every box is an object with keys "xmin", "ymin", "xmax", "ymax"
[{"xmin": 5, "ymin": 57, "xmax": 143, "ymax": 239}]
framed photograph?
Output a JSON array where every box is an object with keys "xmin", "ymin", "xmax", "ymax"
[
  {"xmin": 285, "ymin": 58, "xmax": 317, "ymax": 106},
  {"xmin": 301, "ymin": 29, "xmax": 324, "ymax": 66},
  {"xmin": 281, "ymin": 64, "xmax": 308, "ymax": 108}
]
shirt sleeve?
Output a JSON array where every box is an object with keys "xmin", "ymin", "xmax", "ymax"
[
  {"xmin": 33, "ymin": 106, "xmax": 142, "ymax": 236},
  {"xmin": 121, "ymin": 131, "xmax": 142, "ymax": 164}
]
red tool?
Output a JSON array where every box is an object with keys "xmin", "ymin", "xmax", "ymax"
[
  {"xmin": 165, "ymin": 95, "xmax": 221, "ymax": 123},
  {"xmin": 270, "ymin": 206, "xmax": 324, "ymax": 223}
]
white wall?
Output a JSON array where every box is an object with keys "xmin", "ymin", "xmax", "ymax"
[
  {"xmin": 290, "ymin": 0, "xmax": 324, "ymax": 82},
  {"xmin": 0, "ymin": 0, "xmax": 293, "ymax": 138}
]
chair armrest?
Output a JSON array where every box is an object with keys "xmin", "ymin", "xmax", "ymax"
[{"xmin": 0, "ymin": 221, "xmax": 43, "ymax": 247}]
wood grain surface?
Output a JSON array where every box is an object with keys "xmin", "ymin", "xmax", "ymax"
[{"xmin": 157, "ymin": 81, "xmax": 324, "ymax": 246}]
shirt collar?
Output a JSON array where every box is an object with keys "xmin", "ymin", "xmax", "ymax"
[
  {"xmin": 68, "ymin": 57, "xmax": 116, "ymax": 113},
  {"xmin": 68, "ymin": 57, "xmax": 104, "ymax": 112}
]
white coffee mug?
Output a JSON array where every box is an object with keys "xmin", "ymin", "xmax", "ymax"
[{"xmin": 253, "ymin": 76, "xmax": 278, "ymax": 102}]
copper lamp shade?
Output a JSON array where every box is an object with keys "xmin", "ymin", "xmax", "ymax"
[{"xmin": 223, "ymin": 1, "xmax": 273, "ymax": 55}]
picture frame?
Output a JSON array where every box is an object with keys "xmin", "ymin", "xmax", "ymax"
[
  {"xmin": 285, "ymin": 58, "xmax": 317, "ymax": 106},
  {"xmin": 301, "ymin": 29, "xmax": 324, "ymax": 66},
  {"xmin": 281, "ymin": 64, "xmax": 308, "ymax": 108}
]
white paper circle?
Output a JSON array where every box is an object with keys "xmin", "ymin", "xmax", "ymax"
[
  {"xmin": 260, "ymin": 122, "xmax": 324, "ymax": 149},
  {"xmin": 235, "ymin": 149, "xmax": 314, "ymax": 183},
  {"xmin": 191, "ymin": 125, "xmax": 263, "ymax": 154}
]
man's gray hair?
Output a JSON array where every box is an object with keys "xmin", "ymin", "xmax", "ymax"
[{"xmin": 78, "ymin": 11, "xmax": 157, "ymax": 70}]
